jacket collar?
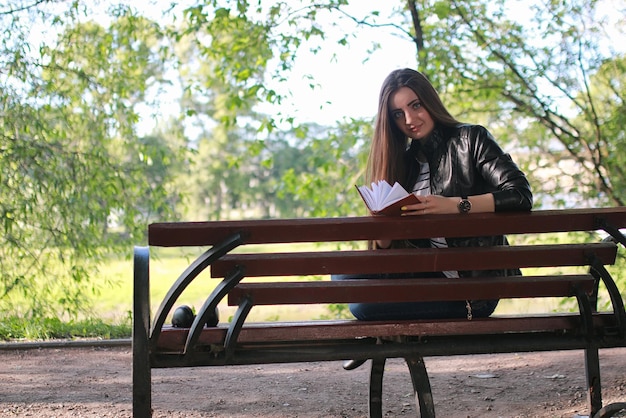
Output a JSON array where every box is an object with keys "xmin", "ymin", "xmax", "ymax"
[{"xmin": 408, "ymin": 125, "xmax": 449, "ymax": 163}]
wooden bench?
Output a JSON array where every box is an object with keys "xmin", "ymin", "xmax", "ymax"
[{"xmin": 133, "ymin": 208, "xmax": 626, "ymax": 418}]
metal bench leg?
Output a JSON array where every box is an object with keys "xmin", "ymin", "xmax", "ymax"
[
  {"xmin": 133, "ymin": 246, "xmax": 152, "ymax": 418},
  {"xmin": 585, "ymin": 343, "xmax": 603, "ymax": 416},
  {"xmin": 369, "ymin": 357, "xmax": 385, "ymax": 418},
  {"xmin": 406, "ymin": 355, "xmax": 436, "ymax": 418}
]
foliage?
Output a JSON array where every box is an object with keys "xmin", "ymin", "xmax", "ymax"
[
  {"xmin": 402, "ymin": 0, "xmax": 626, "ymax": 208},
  {"xmin": 272, "ymin": 118, "xmax": 373, "ymax": 218},
  {"xmin": 168, "ymin": 0, "xmax": 626, "ymax": 214},
  {"xmin": 0, "ymin": 3, "xmax": 185, "ymax": 317}
]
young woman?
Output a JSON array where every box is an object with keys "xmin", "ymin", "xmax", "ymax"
[
  {"xmin": 333, "ymin": 68, "xmax": 533, "ymax": 323},
  {"xmin": 334, "ymin": 68, "xmax": 533, "ymax": 370}
]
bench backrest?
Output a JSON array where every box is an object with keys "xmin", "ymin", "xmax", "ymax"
[
  {"xmin": 226, "ymin": 275, "xmax": 597, "ymax": 306},
  {"xmin": 148, "ymin": 207, "xmax": 626, "ymax": 246},
  {"xmin": 210, "ymin": 243, "xmax": 617, "ymax": 278},
  {"xmin": 145, "ymin": 208, "xmax": 626, "ymax": 352}
]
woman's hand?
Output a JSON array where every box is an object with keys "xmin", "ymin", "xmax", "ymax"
[
  {"xmin": 401, "ymin": 193, "xmax": 495, "ymax": 215},
  {"xmin": 400, "ymin": 195, "xmax": 456, "ymax": 215}
]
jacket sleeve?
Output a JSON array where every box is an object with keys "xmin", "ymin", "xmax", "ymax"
[{"xmin": 470, "ymin": 125, "xmax": 533, "ymax": 212}]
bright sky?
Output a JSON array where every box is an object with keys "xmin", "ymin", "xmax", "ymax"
[{"xmin": 262, "ymin": 2, "xmax": 417, "ymax": 125}]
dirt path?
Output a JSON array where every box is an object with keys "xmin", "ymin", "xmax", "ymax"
[{"xmin": 0, "ymin": 345, "xmax": 625, "ymax": 417}]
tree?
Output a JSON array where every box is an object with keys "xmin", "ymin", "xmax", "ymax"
[
  {"xmin": 0, "ymin": 3, "xmax": 182, "ymax": 316},
  {"xmin": 269, "ymin": 119, "xmax": 372, "ymax": 218},
  {"xmin": 177, "ymin": 0, "xmax": 625, "ymax": 211},
  {"xmin": 400, "ymin": 0, "xmax": 626, "ymax": 208},
  {"xmin": 171, "ymin": 6, "xmax": 276, "ymax": 220}
]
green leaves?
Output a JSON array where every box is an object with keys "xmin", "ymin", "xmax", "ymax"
[
  {"xmin": 407, "ymin": 0, "xmax": 625, "ymax": 209},
  {"xmin": 1, "ymin": 4, "xmax": 182, "ymax": 317}
]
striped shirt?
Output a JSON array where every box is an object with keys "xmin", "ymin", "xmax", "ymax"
[{"xmin": 412, "ymin": 161, "xmax": 459, "ymax": 279}]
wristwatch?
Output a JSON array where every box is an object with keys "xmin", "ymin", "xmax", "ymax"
[{"xmin": 458, "ymin": 196, "xmax": 472, "ymax": 214}]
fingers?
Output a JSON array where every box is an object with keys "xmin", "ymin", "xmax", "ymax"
[
  {"xmin": 401, "ymin": 205, "xmax": 427, "ymax": 216},
  {"xmin": 402, "ymin": 195, "xmax": 460, "ymax": 215},
  {"xmin": 401, "ymin": 196, "xmax": 431, "ymax": 215}
]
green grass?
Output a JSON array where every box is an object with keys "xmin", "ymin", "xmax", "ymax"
[{"xmin": 0, "ymin": 316, "xmax": 132, "ymax": 341}]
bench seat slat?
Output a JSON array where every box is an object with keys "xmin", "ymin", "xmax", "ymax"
[
  {"xmin": 227, "ymin": 275, "xmax": 594, "ymax": 306},
  {"xmin": 155, "ymin": 313, "xmax": 617, "ymax": 352},
  {"xmin": 211, "ymin": 243, "xmax": 617, "ymax": 278},
  {"xmin": 148, "ymin": 207, "xmax": 626, "ymax": 247}
]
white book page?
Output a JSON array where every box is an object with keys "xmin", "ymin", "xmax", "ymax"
[
  {"xmin": 357, "ymin": 183, "xmax": 377, "ymax": 209},
  {"xmin": 384, "ymin": 182, "xmax": 411, "ymax": 205},
  {"xmin": 358, "ymin": 180, "xmax": 410, "ymax": 211}
]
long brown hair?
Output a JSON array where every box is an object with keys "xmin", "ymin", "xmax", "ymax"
[{"xmin": 367, "ymin": 68, "xmax": 460, "ymax": 188}]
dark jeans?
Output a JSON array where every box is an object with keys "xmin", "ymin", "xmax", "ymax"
[{"xmin": 331, "ymin": 272, "xmax": 499, "ymax": 321}]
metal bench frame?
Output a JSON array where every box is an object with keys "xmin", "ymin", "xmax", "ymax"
[{"xmin": 133, "ymin": 208, "xmax": 626, "ymax": 418}]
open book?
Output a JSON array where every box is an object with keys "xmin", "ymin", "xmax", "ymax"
[{"xmin": 355, "ymin": 180, "xmax": 420, "ymax": 216}]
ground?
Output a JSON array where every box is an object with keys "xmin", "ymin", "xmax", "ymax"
[{"xmin": 0, "ymin": 345, "xmax": 625, "ymax": 418}]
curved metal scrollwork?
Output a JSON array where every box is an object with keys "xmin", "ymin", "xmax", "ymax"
[
  {"xmin": 184, "ymin": 265, "xmax": 246, "ymax": 353},
  {"xmin": 150, "ymin": 233, "xmax": 243, "ymax": 349},
  {"xmin": 593, "ymin": 402, "xmax": 626, "ymax": 418}
]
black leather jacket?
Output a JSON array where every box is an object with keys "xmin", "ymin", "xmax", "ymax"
[
  {"xmin": 404, "ymin": 123, "xmax": 533, "ymax": 278},
  {"xmin": 406, "ymin": 124, "xmax": 532, "ymax": 212}
]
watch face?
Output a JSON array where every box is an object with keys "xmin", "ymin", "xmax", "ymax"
[{"xmin": 458, "ymin": 199, "xmax": 471, "ymax": 213}]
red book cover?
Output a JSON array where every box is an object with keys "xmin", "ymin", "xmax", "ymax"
[{"xmin": 355, "ymin": 182, "xmax": 420, "ymax": 216}]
